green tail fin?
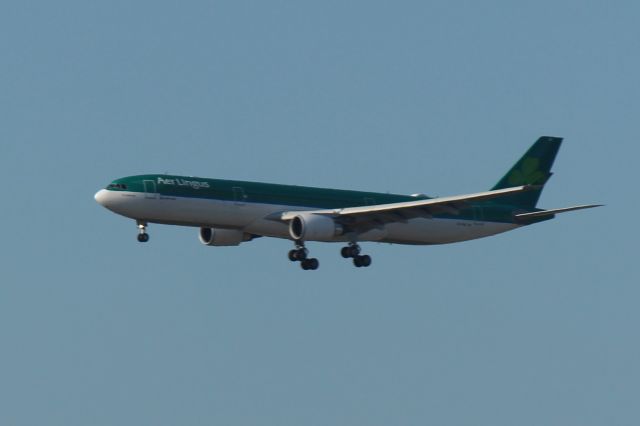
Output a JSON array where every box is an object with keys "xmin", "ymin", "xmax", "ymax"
[{"xmin": 491, "ymin": 136, "xmax": 562, "ymax": 208}]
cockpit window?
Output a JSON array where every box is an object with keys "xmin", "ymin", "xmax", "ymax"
[{"xmin": 107, "ymin": 183, "xmax": 128, "ymax": 190}]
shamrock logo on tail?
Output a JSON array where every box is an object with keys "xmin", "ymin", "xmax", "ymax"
[{"xmin": 507, "ymin": 157, "xmax": 547, "ymax": 186}]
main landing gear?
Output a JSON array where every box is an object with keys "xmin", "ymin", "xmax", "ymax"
[
  {"xmin": 287, "ymin": 241, "xmax": 372, "ymax": 270},
  {"xmin": 341, "ymin": 243, "xmax": 372, "ymax": 268},
  {"xmin": 136, "ymin": 221, "xmax": 149, "ymax": 242},
  {"xmin": 288, "ymin": 241, "xmax": 319, "ymax": 270}
]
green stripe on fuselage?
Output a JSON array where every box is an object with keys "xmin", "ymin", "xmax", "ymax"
[{"xmin": 106, "ymin": 174, "xmax": 529, "ymax": 224}]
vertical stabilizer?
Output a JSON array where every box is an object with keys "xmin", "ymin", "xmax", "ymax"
[{"xmin": 491, "ymin": 136, "xmax": 562, "ymax": 208}]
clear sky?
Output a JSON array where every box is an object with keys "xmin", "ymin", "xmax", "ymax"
[{"xmin": 1, "ymin": 1, "xmax": 636, "ymax": 425}]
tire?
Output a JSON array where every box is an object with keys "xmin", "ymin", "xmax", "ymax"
[
  {"xmin": 296, "ymin": 249, "xmax": 307, "ymax": 261},
  {"xmin": 137, "ymin": 233, "xmax": 149, "ymax": 242},
  {"xmin": 361, "ymin": 255, "xmax": 371, "ymax": 267},
  {"xmin": 309, "ymin": 258, "xmax": 319, "ymax": 270},
  {"xmin": 341, "ymin": 247, "xmax": 351, "ymax": 258},
  {"xmin": 301, "ymin": 259, "xmax": 310, "ymax": 270},
  {"xmin": 288, "ymin": 250, "xmax": 298, "ymax": 262},
  {"xmin": 353, "ymin": 256, "xmax": 363, "ymax": 267}
]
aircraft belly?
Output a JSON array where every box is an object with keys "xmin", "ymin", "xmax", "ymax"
[
  {"xmin": 242, "ymin": 220, "xmax": 289, "ymax": 239},
  {"xmin": 155, "ymin": 199, "xmax": 287, "ymax": 229},
  {"xmin": 381, "ymin": 218, "xmax": 519, "ymax": 245}
]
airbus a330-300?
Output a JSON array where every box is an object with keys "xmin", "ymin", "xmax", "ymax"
[{"xmin": 95, "ymin": 137, "xmax": 600, "ymax": 270}]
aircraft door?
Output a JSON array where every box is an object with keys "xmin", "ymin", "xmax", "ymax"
[{"xmin": 143, "ymin": 180, "xmax": 157, "ymax": 199}]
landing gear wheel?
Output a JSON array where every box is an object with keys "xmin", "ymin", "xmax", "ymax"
[
  {"xmin": 289, "ymin": 249, "xmax": 307, "ymax": 261},
  {"xmin": 301, "ymin": 258, "xmax": 319, "ymax": 270},
  {"xmin": 353, "ymin": 255, "xmax": 371, "ymax": 268},
  {"xmin": 295, "ymin": 249, "xmax": 307, "ymax": 261},
  {"xmin": 341, "ymin": 243, "xmax": 361, "ymax": 258},
  {"xmin": 137, "ymin": 233, "xmax": 149, "ymax": 243},
  {"xmin": 288, "ymin": 250, "xmax": 298, "ymax": 262},
  {"xmin": 341, "ymin": 247, "xmax": 350, "ymax": 258},
  {"xmin": 308, "ymin": 258, "xmax": 319, "ymax": 270}
]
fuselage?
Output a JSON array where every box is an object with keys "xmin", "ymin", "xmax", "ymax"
[{"xmin": 95, "ymin": 174, "xmax": 522, "ymax": 245}]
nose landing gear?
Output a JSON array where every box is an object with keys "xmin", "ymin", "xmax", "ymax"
[
  {"xmin": 341, "ymin": 243, "xmax": 372, "ymax": 268},
  {"xmin": 288, "ymin": 241, "xmax": 319, "ymax": 270},
  {"xmin": 136, "ymin": 221, "xmax": 149, "ymax": 242}
]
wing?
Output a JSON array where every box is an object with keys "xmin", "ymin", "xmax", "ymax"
[{"xmin": 280, "ymin": 185, "xmax": 537, "ymax": 228}]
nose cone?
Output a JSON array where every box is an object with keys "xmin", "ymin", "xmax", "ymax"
[{"xmin": 94, "ymin": 189, "xmax": 109, "ymax": 207}]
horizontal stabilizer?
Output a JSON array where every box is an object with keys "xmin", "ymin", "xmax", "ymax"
[{"xmin": 514, "ymin": 204, "xmax": 602, "ymax": 220}]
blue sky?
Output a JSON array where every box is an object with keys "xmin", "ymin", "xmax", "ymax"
[{"xmin": 1, "ymin": 1, "xmax": 637, "ymax": 425}]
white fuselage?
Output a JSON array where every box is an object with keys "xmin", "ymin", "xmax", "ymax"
[{"xmin": 95, "ymin": 189, "xmax": 519, "ymax": 245}]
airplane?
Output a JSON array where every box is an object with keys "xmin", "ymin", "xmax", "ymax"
[{"xmin": 95, "ymin": 136, "xmax": 600, "ymax": 270}]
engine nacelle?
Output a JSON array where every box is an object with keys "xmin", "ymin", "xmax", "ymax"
[
  {"xmin": 289, "ymin": 213, "xmax": 343, "ymax": 241},
  {"xmin": 199, "ymin": 227, "xmax": 253, "ymax": 246}
]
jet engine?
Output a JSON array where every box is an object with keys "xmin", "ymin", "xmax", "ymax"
[
  {"xmin": 199, "ymin": 227, "xmax": 254, "ymax": 246},
  {"xmin": 289, "ymin": 213, "xmax": 343, "ymax": 241}
]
